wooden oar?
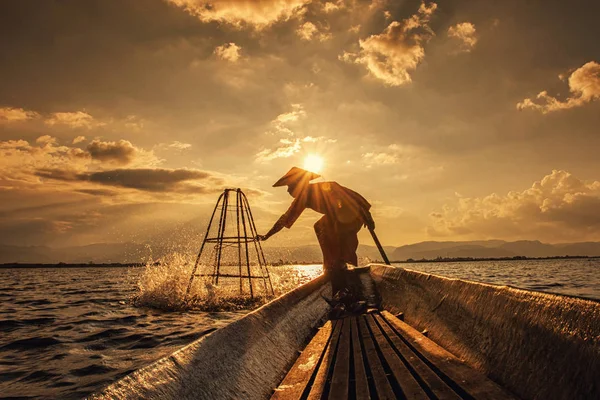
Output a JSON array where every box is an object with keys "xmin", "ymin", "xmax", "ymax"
[{"xmin": 368, "ymin": 227, "xmax": 391, "ymax": 265}]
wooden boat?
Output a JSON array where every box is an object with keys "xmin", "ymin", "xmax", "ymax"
[{"xmin": 91, "ymin": 264, "xmax": 600, "ymax": 400}]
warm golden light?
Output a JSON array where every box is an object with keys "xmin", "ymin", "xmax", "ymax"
[{"xmin": 303, "ymin": 154, "xmax": 324, "ymax": 174}]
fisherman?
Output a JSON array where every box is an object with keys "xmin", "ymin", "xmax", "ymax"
[{"xmin": 257, "ymin": 167, "xmax": 375, "ymax": 303}]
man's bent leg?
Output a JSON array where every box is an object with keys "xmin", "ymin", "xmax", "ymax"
[
  {"xmin": 314, "ymin": 216, "xmax": 347, "ymax": 294},
  {"xmin": 338, "ymin": 222, "xmax": 366, "ymax": 304},
  {"xmin": 340, "ymin": 221, "xmax": 361, "ymax": 267},
  {"xmin": 314, "ymin": 216, "xmax": 340, "ymax": 271}
]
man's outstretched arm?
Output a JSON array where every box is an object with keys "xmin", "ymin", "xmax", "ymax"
[
  {"xmin": 257, "ymin": 215, "xmax": 287, "ymax": 241},
  {"xmin": 257, "ymin": 198, "xmax": 305, "ymax": 241}
]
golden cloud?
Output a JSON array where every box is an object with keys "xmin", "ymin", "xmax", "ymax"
[
  {"xmin": 255, "ymin": 138, "xmax": 302, "ymax": 162},
  {"xmin": 296, "ymin": 21, "xmax": 331, "ymax": 41},
  {"xmin": 323, "ymin": 1, "xmax": 344, "ymax": 13},
  {"xmin": 167, "ymin": 0, "xmax": 310, "ymax": 28},
  {"xmin": 0, "ymin": 106, "xmax": 146, "ymax": 133},
  {"xmin": 0, "ymin": 137, "xmax": 88, "ymax": 184},
  {"xmin": 517, "ymin": 61, "xmax": 600, "ymax": 113},
  {"xmin": 0, "ymin": 137, "xmax": 159, "ymax": 188},
  {"xmin": 86, "ymin": 139, "xmax": 138, "ymax": 165},
  {"xmin": 168, "ymin": 141, "xmax": 193, "ymax": 150},
  {"xmin": 340, "ymin": 1, "xmax": 437, "ymax": 86},
  {"xmin": 0, "ymin": 136, "xmax": 255, "ymax": 211},
  {"xmin": 45, "ymin": 111, "xmax": 105, "ymax": 129},
  {"xmin": 447, "ymin": 22, "xmax": 477, "ymax": 53},
  {"xmin": 0, "ymin": 107, "xmax": 39, "ymax": 123},
  {"xmin": 428, "ymin": 170, "xmax": 600, "ymax": 241},
  {"xmin": 214, "ymin": 42, "xmax": 242, "ymax": 62},
  {"xmin": 36, "ymin": 135, "xmax": 58, "ymax": 146},
  {"xmin": 264, "ymin": 103, "xmax": 307, "ymax": 137},
  {"xmin": 256, "ymin": 104, "xmax": 309, "ymax": 162}
]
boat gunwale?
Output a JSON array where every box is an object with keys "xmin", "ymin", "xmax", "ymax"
[{"xmin": 90, "ymin": 273, "xmax": 331, "ymax": 400}]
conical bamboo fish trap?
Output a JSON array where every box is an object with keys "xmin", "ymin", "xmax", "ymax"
[{"xmin": 185, "ymin": 188, "xmax": 274, "ymax": 299}]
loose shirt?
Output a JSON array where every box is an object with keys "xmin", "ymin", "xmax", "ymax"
[{"xmin": 281, "ymin": 182, "xmax": 372, "ymax": 228}]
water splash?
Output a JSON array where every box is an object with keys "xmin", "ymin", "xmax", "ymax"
[{"xmin": 132, "ymin": 253, "xmax": 323, "ymax": 311}]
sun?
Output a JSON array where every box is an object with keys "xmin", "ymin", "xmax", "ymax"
[{"xmin": 303, "ymin": 154, "xmax": 324, "ymax": 174}]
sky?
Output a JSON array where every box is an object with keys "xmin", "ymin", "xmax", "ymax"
[{"xmin": 0, "ymin": 0, "xmax": 599, "ymax": 249}]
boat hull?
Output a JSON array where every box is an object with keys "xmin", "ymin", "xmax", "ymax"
[
  {"xmin": 92, "ymin": 265, "xmax": 599, "ymax": 400},
  {"xmin": 370, "ymin": 264, "xmax": 600, "ymax": 400},
  {"xmin": 90, "ymin": 275, "xmax": 331, "ymax": 400}
]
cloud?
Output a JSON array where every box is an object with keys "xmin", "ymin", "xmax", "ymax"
[
  {"xmin": 256, "ymin": 138, "xmax": 302, "ymax": 162},
  {"xmin": 168, "ymin": 141, "xmax": 192, "ymax": 150},
  {"xmin": 268, "ymin": 103, "xmax": 306, "ymax": 136},
  {"xmin": 340, "ymin": 2, "xmax": 438, "ymax": 86},
  {"xmin": 86, "ymin": 139, "xmax": 161, "ymax": 166},
  {"xmin": 302, "ymin": 135, "xmax": 336, "ymax": 144},
  {"xmin": 348, "ymin": 24, "xmax": 361, "ymax": 34},
  {"xmin": 45, "ymin": 111, "xmax": 104, "ymax": 129},
  {"xmin": 0, "ymin": 137, "xmax": 160, "ymax": 189},
  {"xmin": 36, "ymin": 135, "xmax": 58, "ymax": 146},
  {"xmin": 86, "ymin": 139, "xmax": 138, "ymax": 165},
  {"xmin": 1, "ymin": 107, "xmax": 142, "ymax": 132},
  {"xmin": 256, "ymin": 136, "xmax": 335, "ymax": 162},
  {"xmin": 166, "ymin": 0, "xmax": 310, "ymax": 28},
  {"xmin": 255, "ymin": 102, "xmax": 338, "ymax": 163},
  {"xmin": 36, "ymin": 167, "xmax": 219, "ymax": 194},
  {"xmin": 72, "ymin": 136, "xmax": 86, "ymax": 144},
  {"xmin": 428, "ymin": 170, "xmax": 600, "ymax": 241},
  {"xmin": 214, "ymin": 43, "xmax": 242, "ymax": 62},
  {"xmin": 0, "ymin": 138, "xmax": 89, "ymax": 185},
  {"xmin": 296, "ymin": 22, "xmax": 331, "ymax": 41},
  {"xmin": 123, "ymin": 115, "xmax": 145, "ymax": 132},
  {"xmin": 447, "ymin": 22, "xmax": 477, "ymax": 53},
  {"xmin": 76, "ymin": 188, "xmax": 119, "ymax": 197},
  {"xmin": 0, "ymin": 107, "xmax": 39, "ymax": 123},
  {"xmin": 362, "ymin": 151, "xmax": 399, "ymax": 165},
  {"xmin": 362, "ymin": 143, "xmax": 419, "ymax": 166},
  {"xmin": 154, "ymin": 141, "xmax": 193, "ymax": 156},
  {"xmin": 275, "ymin": 103, "xmax": 306, "ymax": 124},
  {"xmin": 256, "ymin": 104, "xmax": 311, "ymax": 162},
  {"xmin": 517, "ymin": 61, "xmax": 600, "ymax": 113},
  {"xmin": 323, "ymin": 1, "xmax": 344, "ymax": 13}
]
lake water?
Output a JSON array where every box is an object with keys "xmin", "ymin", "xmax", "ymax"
[
  {"xmin": 397, "ymin": 258, "xmax": 600, "ymax": 300},
  {"xmin": 1, "ymin": 258, "xmax": 598, "ymax": 399}
]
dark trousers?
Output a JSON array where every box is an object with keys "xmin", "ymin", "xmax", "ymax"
[
  {"xmin": 314, "ymin": 215, "xmax": 362, "ymax": 294},
  {"xmin": 314, "ymin": 215, "xmax": 362, "ymax": 271}
]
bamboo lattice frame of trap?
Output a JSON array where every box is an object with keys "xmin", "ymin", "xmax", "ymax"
[{"xmin": 185, "ymin": 188, "xmax": 274, "ymax": 299}]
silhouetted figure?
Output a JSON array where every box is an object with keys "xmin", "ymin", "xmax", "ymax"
[{"xmin": 257, "ymin": 167, "xmax": 375, "ymax": 298}]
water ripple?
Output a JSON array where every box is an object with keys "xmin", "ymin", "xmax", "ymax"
[{"xmin": 0, "ymin": 266, "xmax": 251, "ymax": 399}]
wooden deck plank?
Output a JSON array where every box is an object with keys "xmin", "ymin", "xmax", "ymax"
[
  {"xmin": 357, "ymin": 315, "xmax": 396, "ymax": 400},
  {"xmin": 329, "ymin": 319, "xmax": 351, "ymax": 399},
  {"xmin": 374, "ymin": 313, "xmax": 461, "ymax": 400},
  {"xmin": 274, "ymin": 310, "xmax": 515, "ymax": 400},
  {"xmin": 350, "ymin": 318, "xmax": 370, "ymax": 400},
  {"xmin": 365, "ymin": 314, "xmax": 429, "ymax": 400},
  {"xmin": 271, "ymin": 321, "xmax": 334, "ymax": 399},
  {"xmin": 307, "ymin": 320, "xmax": 343, "ymax": 400},
  {"xmin": 380, "ymin": 311, "xmax": 516, "ymax": 399}
]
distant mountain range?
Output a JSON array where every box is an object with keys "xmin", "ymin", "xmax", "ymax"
[
  {"xmin": 1, "ymin": 240, "xmax": 600, "ymax": 264},
  {"xmin": 389, "ymin": 240, "xmax": 600, "ymax": 260}
]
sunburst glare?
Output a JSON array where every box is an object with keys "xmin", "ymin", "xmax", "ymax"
[{"xmin": 303, "ymin": 154, "xmax": 324, "ymax": 174}]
